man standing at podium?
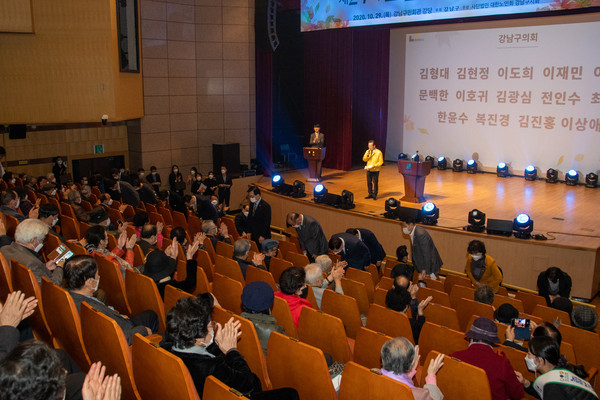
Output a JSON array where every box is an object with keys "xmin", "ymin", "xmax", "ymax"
[
  {"xmin": 309, "ymin": 124, "xmax": 324, "ymax": 148},
  {"xmin": 363, "ymin": 140, "xmax": 383, "ymax": 200}
]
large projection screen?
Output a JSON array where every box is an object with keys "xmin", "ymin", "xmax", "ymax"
[{"xmin": 387, "ymin": 14, "xmax": 600, "ymax": 175}]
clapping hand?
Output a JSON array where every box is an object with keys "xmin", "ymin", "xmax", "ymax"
[
  {"xmin": 0, "ymin": 291, "xmax": 38, "ymax": 327},
  {"xmin": 215, "ymin": 317, "xmax": 242, "ymax": 354}
]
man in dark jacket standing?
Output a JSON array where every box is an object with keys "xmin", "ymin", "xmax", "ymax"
[
  {"xmin": 328, "ymin": 232, "xmax": 371, "ymax": 271},
  {"xmin": 286, "ymin": 213, "xmax": 328, "ymax": 262}
]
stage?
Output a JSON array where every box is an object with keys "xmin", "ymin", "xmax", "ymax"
[{"xmin": 248, "ymin": 163, "xmax": 600, "ymax": 300}]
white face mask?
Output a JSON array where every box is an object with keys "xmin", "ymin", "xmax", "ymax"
[
  {"xmin": 152, "ymin": 171, "xmax": 157, "ymax": 175},
  {"xmin": 52, "ymin": 217, "xmax": 59, "ymax": 226},
  {"xmin": 173, "ymin": 169, "xmax": 179, "ymax": 173},
  {"xmin": 221, "ymin": 169, "xmax": 226, "ymax": 174},
  {"xmin": 34, "ymin": 242, "xmax": 44, "ymax": 253},
  {"xmin": 402, "ymin": 227, "xmax": 411, "ymax": 235},
  {"xmin": 15, "ymin": 199, "xmax": 20, "ymax": 209},
  {"xmin": 92, "ymin": 277, "xmax": 100, "ymax": 292},
  {"xmin": 292, "ymin": 224, "xmax": 300, "ymax": 229},
  {"xmin": 525, "ymin": 355, "xmax": 538, "ymax": 372},
  {"xmin": 51, "ymin": 189, "xmax": 57, "ymax": 196},
  {"xmin": 104, "ymin": 218, "xmax": 111, "ymax": 227},
  {"xmin": 200, "ymin": 324, "xmax": 215, "ymax": 347},
  {"xmin": 250, "ymin": 197, "xmax": 257, "ymax": 203},
  {"xmin": 11, "ymin": 179, "xmax": 15, "ymax": 184},
  {"xmin": 209, "ymin": 175, "xmax": 214, "ymax": 179},
  {"xmin": 211, "ymin": 200, "xmax": 218, "ymax": 206},
  {"xmin": 107, "ymin": 199, "xmax": 113, "ymax": 206},
  {"xmin": 471, "ymin": 254, "xmax": 483, "ymax": 261},
  {"xmin": 243, "ymin": 211, "xmax": 249, "ymax": 217},
  {"xmin": 196, "ymin": 177, "xmax": 202, "ymax": 181},
  {"xmin": 333, "ymin": 249, "xmax": 342, "ymax": 255},
  {"xmin": 191, "ymin": 171, "xmax": 195, "ymax": 175}
]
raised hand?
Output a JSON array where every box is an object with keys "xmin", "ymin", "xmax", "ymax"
[{"xmin": 0, "ymin": 291, "xmax": 38, "ymax": 327}]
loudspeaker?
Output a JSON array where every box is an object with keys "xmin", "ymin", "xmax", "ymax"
[
  {"xmin": 486, "ymin": 218, "xmax": 513, "ymax": 236},
  {"xmin": 8, "ymin": 125, "xmax": 26, "ymax": 139},
  {"xmin": 397, "ymin": 206, "xmax": 422, "ymax": 222},
  {"xmin": 213, "ymin": 143, "xmax": 240, "ymax": 176}
]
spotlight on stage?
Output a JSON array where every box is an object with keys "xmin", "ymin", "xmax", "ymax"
[
  {"xmin": 452, "ymin": 159, "xmax": 464, "ymax": 172},
  {"xmin": 546, "ymin": 168, "xmax": 558, "ymax": 183},
  {"xmin": 313, "ymin": 184, "xmax": 327, "ymax": 202},
  {"xmin": 513, "ymin": 213, "xmax": 534, "ymax": 239},
  {"xmin": 271, "ymin": 174, "xmax": 293, "ymax": 195},
  {"xmin": 466, "ymin": 159, "xmax": 477, "ymax": 174},
  {"xmin": 313, "ymin": 184, "xmax": 353, "ymax": 209},
  {"xmin": 565, "ymin": 169, "xmax": 579, "ymax": 186},
  {"xmin": 496, "ymin": 162, "xmax": 508, "ymax": 178},
  {"xmin": 467, "ymin": 209, "xmax": 486, "ymax": 232},
  {"xmin": 585, "ymin": 173, "xmax": 598, "ymax": 188},
  {"xmin": 437, "ymin": 157, "xmax": 448, "ymax": 170},
  {"xmin": 420, "ymin": 202, "xmax": 439, "ymax": 225},
  {"xmin": 292, "ymin": 180, "xmax": 306, "ymax": 198},
  {"xmin": 425, "ymin": 155, "xmax": 435, "ymax": 166},
  {"xmin": 398, "ymin": 153, "xmax": 409, "ymax": 160},
  {"xmin": 384, "ymin": 198, "xmax": 401, "ymax": 219},
  {"xmin": 272, "ymin": 174, "xmax": 282, "ymax": 186},
  {"xmin": 524, "ymin": 165, "xmax": 537, "ymax": 181},
  {"xmin": 341, "ymin": 190, "xmax": 355, "ymax": 210}
]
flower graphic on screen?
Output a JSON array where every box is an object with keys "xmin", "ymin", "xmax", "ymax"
[
  {"xmin": 538, "ymin": 0, "xmax": 600, "ymax": 10},
  {"xmin": 404, "ymin": 115, "xmax": 415, "ymax": 131},
  {"xmin": 301, "ymin": 1, "xmax": 349, "ymax": 31}
]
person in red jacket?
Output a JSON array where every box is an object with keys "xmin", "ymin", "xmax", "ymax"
[
  {"xmin": 451, "ymin": 317, "xmax": 524, "ymax": 400},
  {"xmin": 274, "ymin": 266, "xmax": 311, "ymax": 328}
]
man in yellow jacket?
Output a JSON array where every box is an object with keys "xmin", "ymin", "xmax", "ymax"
[{"xmin": 363, "ymin": 140, "xmax": 384, "ymax": 200}]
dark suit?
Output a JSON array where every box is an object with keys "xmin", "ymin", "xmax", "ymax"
[
  {"xmin": 217, "ymin": 173, "xmax": 233, "ymax": 207},
  {"xmin": 118, "ymin": 181, "xmax": 140, "ymax": 208},
  {"xmin": 137, "ymin": 182, "xmax": 157, "ymax": 205},
  {"xmin": 147, "ymin": 172, "xmax": 161, "ymax": 193},
  {"xmin": 309, "ymin": 132, "xmax": 325, "ymax": 148},
  {"xmin": 411, "ymin": 225, "xmax": 443, "ymax": 275},
  {"xmin": 248, "ymin": 199, "xmax": 271, "ymax": 244},
  {"xmin": 357, "ymin": 228, "xmax": 386, "ymax": 265},
  {"xmin": 0, "ymin": 242, "xmax": 63, "ymax": 285},
  {"xmin": 330, "ymin": 232, "xmax": 371, "ymax": 271},
  {"xmin": 295, "ymin": 215, "xmax": 328, "ymax": 258},
  {"xmin": 196, "ymin": 195, "xmax": 218, "ymax": 223}
]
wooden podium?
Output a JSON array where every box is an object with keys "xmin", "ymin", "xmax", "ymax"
[
  {"xmin": 303, "ymin": 147, "xmax": 326, "ymax": 182},
  {"xmin": 398, "ymin": 160, "xmax": 432, "ymax": 203}
]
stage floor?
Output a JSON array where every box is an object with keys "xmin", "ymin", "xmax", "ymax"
[{"xmin": 260, "ymin": 163, "xmax": 600, "ymax": 250}]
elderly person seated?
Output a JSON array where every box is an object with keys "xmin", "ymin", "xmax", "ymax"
[
  {"xmin": 474, "ymin": 284, "xmax": 495, "ymax": 306},
  {"xmin": 572, "ymin": 305, "xmax": 598, "ymax": 333},
  {"xmin": 67, "ymin": 189, "xmax": 90, "ymax": 222},
  {"xmin": 304, "ymin": 263, "xmax": 343, "ymax": 309},
  {"xmin": 84, "ymin": 225, "xmax": 137, "ymax": 275},
  {"xmin": 1, "ymin": 189, "xmax": 37, "ymax": 222},
  {"xmin": 260, "ymin": 239, "xmax": 278, "ymax": 270},
  {"xmin": 379, "ymin": 337, "xmax": 444, "ymax": 400},
  {"xmin": 202, "ymin": 220, "xmax": 231, "ymax": 250},
  {"xmin": 240, "ymin": 281, "xmax": 285, "ymax": 354},
  {"xmin": 386, "ymin": 286, "xmax": 432, "ymax": 344},
  {"xmin": 233, "ymin": 238, "xmax": 265, "ymax": 278},
  {"xmin": 136, "ymin": 223, "xmax": 162, "ymax": 255},
  {"xmin": 315, "ymin": 254, "xmax": 347, "ymax": 292},
  {"xmin": 64, "ymin": 255, "xmax": 158, "ymax": 345},
  {"xmin": 274, "ymin": 266, "xmax": 311, "ymax": 328}
]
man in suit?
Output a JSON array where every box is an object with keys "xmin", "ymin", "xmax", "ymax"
[
  {"xmin": 346, "ymin": 227, "xmax": 386, "ymax": 268},
  {"xmin": 216, "ymin": 165, "xmax": 233, "ymax": 209},
  {"xmin": 247, "ymin": 186, "xmax": 271, "ymax": 247},
  {"xmin": 328, "ymin": 232, "xmax": 371, "ymax": 271},
  {"xmin": 63, "ymin": 255, "xmax": 158, "ymax": 345},
  {"xmin": 286, "ymin": 212, "xmax": 328, "ymax": 262},
  {"xmin": 0, "ymin": 219, "xmax": 62, "ymax": 285},
  {"xmin": 309, "ymin": 124, "xmax": 325, "ymax": 148},
  {"xmin": 400, "ymin": 216, "xmax": 443, "ymax": 278},
  {"xmin": 147, "ymin": 165, "xmax": 162, "ymax": 193}
]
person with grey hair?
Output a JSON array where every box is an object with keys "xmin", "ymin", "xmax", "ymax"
[
  {"xmin": 304, "ymin": 263, "xmax": 344, "ymax": 309},
  {"xmin": 380, "ymin": 337, "xmax": 445, "ymax": 400},
  {"xmin": 202, "ymin": 220, "xmax": 231, "ymax": 250},
  {"xmin": 286, "ymin": 213, "xmax": 328, "ymax": 262},
  {"xmin": 67, "ymin": 189, "xmax": 90, "ymax": 222},
  {"xmin": 1, "ymin": 189, "xmax": 38, "ymax": 222},
  {"xmin": 0, "ymin": 219, "xmax": 62, "ymax": 285},
  {"xmin": 315, "ymin": 255, "xmax": 347, "ymax": 293},
  {"xmin": 233, "ymin": 238, "xmax": 265, "ymax": 278},
  {"xmin": 474, "ymin": 284, "xmax": 495, "ymax": 305}
]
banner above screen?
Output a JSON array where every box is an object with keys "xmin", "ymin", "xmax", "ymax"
[{"xmin": 300, "ymin": 1, "xmax": 598, "ymax": 32}]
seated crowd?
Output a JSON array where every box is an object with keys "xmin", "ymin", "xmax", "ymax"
[{"xmin": 0, "ymin": 160, "xmax": 598, "ymax": 400}]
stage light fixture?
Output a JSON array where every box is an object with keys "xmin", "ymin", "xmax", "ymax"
[
  {"xmin": 565, "ymin": 169, "xmax": 579, "ymax": 186},
  {"xmin": 272, "ymin": 174, "xmax": 282, "ymax": 186},
  {"xmin": 513, "ymin": 213, "xmax": 534, "ymax": 239},
  {"xmin": 585, "ymin": 173, "xmax": 598, "ymax": 188},
  {"xmin": 496, "ymin": 162, "xmax": 508, "ymax": 178},
  {"xmin": 313, "ymin": 184, "xmax": 353, "ymax": 209},
  {"xmin": 425, "ymin": 155, "xmax": 435, "ymax": 166},
  {"xmin": 383, "ymin": 198, "xmax": 401, "ymax": 219},
  {"xmin": 467, "ymin": 209, "xmax": 486, "ymax": 232},
  {"xmin": 313, "ymin": 184, "xmax": 327, "ymax": 202},
  {"xmin": 340, "ymin": 190, "xmax": 355, "ymax": 210},
  {"xmin": 466, "ymin": 159, "xmax": 477, "ymax": 174},
  {"xmin": 452, "ymin": 159, "xmax": 464, "ymax": 172},
  {"xmin": 420, "ymin": 202, "xmax": 439, "ymax": 225},
  {"xmin": 271, "ymin": 174, "xmax": 293, "ymax": 195},
  {"xmin": 292, "ymin": 180, "xmax": 306, "ymax": 197},
  {"xmin": 437, "ymin": 157, "xmax": 448, "ymax": 170},
  {"xmin": 546, "ymin": 168, "xmax": 558, "ymax": 183},
  {"xmin": 524, "ymin": 165, "xmax": 537, "ymax": 181},
  {"xmin": 398, "ymin": 153, "xmax": 408, "ymax": 160}
]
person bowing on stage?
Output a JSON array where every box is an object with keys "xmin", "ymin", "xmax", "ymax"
[
  {"xmin": 363, "ymin": 139, "xmax": 383, "ymax": 200},
  {"xmin": 309, "ymin": 124, "xmax": 325, "ymax": 148}
]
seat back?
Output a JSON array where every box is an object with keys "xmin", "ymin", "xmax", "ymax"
[
  {"xmin": 148, "ymin": 211, "xmax": 166, "ymax": 227},
  {"xmin": 271, "ymin": 295, "xmax": 298, "ymax": 338},
  {"xmin": 298, "ymin": 307, "xmax": 353, "ymax": 363},
  {"xmin": 492, "ymin": 294, "xmax": 525, "ymax": 313},
  {"xmin": 10, "ymin": 260, "xmax": 52, "ymax": 345},
  {"xmin": 41, "ymin": 232, "xmax": 62, "ymax": 261},
  {"xmin": 269, "ymin": 257, "xmax": 293, "ymax": 284},
  {"xmin": 220, "ymin": 218, "xmax": 239, "ymax": 241},
  {"xmin": 373, "ymin": 287, "xmax": 387, "ymax": 307},
  {"xmin": 353, "ymin": 327, "xmax": 393, "ymax": 369},
  {"xmin": 266, "ymin": 332, "xmax": 337, "ymax": 400},
  {"xmin": 215, "ymin": 240, "xmax": 234, "ymax": 259},
  {"xmin": 340, "ymin": 278, "xmax": 370, "ymax": 315},
  {"xmin": 0, "ymin": 252, "xmax": 12, "ymax": 301},
  {"xmin": 171, "ymin": 211, "xmax": 189, "ymax": 231},
  {"xmin": 532, "ymin": 304, "xmax": 571, "ymax": 326},
  {"xmin": 3, "ymin": 215, "xmax": 18, "ymax": 238},
  {"xmin": 211, "ymin": 272, "xmax": 243, "ymax": 314},
  {"xmin": 107, "ymin": 207, "xmax": 125, "ymax": 225},
  {"xmin": 345, "ymin": 268, "xmax": 375, "ymax": 302},
  {"xmin": 423, "ymin": 278, "xmax": 445, "ymax": 292},
  {"xmin": 321, "ymin": 289, "xmax": 363, "ymax": 339},
  {"xmin": 245, "ymin": 265, "xmax": 277, "ymax": 291},
  {"xmin": 187, "ymin": 215, "xmax": 202, "ymax": 238},
  {"xmin": 60, "ymin": 202, "xmax": 76, "ymax": 218},
  {"xmin": 498, "ymin": 345, "xmax": 535, "ymax": 382},
  {"xmin": 339, "ymin": 361, "xmax": 415, "ymax": 400},
  {"xmin": 195, "ymin": 249, "xmax": 214, "ymax": 281},
  {"xmin": 80, "ymin": 199, "xmax": 93, "ymax": 212},
  {"xmin": 559, "ymin": 323, "xmax": 600, "ymax": 371},
  {"xmin": 132, "ymin": 243, "xmax": 145, "ymax": 268},
  {"xmin": 79, "ymin": 221, "xmax": 92, "ymax": 237},
  {"xmin": 94, "ymin": 254, "xmax": 132, "ymax": 315},
  {"xmin": 423, "ymin": 302, "xmax": 461, "ymax": 331},
  {"xmin": 284, "ymin": 251, "xmax": 310, "ymax": 268},
  {"xmin": 365, "ymin": 264, "xmax": 380, "ymax": 286},
  {"xmin": 202, "ymin": 376, "xmax": 250, "ymax": 400},
  {"xmin": 215, "ymin": 255, "xmax": 245, "ymax": 285},
  {"xmin": 277, "ymin": 240, "xmax": 299, "ymax": 259},
  {"xmin": 203, "ymin": 237, "xmax": 217, "ymax": 264},
  {"xmin": 163, "ymin": 284, "xmax": 194, "ymax": 315},
  {"xmin": 456, "ymin": 298, "xmax": 495, "ymax": 331},
  {"xmin": 80, "ymin": 302, "xmax": 141, "ymax": 400},
  {"xmin": 65, "ymin": 240, "xmax": 88, "ymax": 255},
  {"xmin": 132, "ymin": 334, "xmax": 200, "ymax": 400},
  {"xmin": 377, "ymin": 276, "xmax": 394, "ymax": 291},
  {"xmin": 449, "ymin": 285, "xmax": 476, "ymax": 309},
  {"xmin": 61, "ymin": 215, "xmax": 82, "ymax": 240},
  {"xmin": 157, "ymin": 207, "xmax": 174, "ymax": 226},
  {"xmin": 125, "ymin": 269, "xmax": 166, "ymax": 332},
  {"xmin": 366, "ymin": 304, "xmax": 414, "ymax": 343},
  {"xmin": 444, "ymin": 274, "xmax": 473, "ymax": 294},
  {"xmin": 418, "ymin": 322, "xmax": 468, "ymax": 365},
  {"xmin": 41, "ymin": 278, "xmax": 91, "ymax": 371},
  {"xmin": 212, "ymin": 306, "xmax": 272, "ymax": 390},
  {"xmin": 417, "ymin": 287, "xmax": 451, "ymax": 308},
  {"xmin": 421, "ymin": 350, "xmax": 492, "ymax": 400},
  {"xmin": 515, "ymin": 291, "xmax": 546, "ymax": 314}
]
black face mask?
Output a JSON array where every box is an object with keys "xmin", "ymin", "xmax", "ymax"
[{"xmin": 299, "ymin": 286, "xmax": 309, "ymax": 299}]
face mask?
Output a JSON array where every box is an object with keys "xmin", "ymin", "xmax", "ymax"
[
  {"xmin": 525, "ymin": 355, "xmax": 537, "ymax": 372},
  {"xmin": 292, "ymin": 224, "xmax": 300, "ymax": 229},
  {"xmin": 173, "ymin": 169, "xmax": 178, "ymax": 173},
  {"xmin": 471, "ymin": 254, "xmax": 483, "ymax": 261},
  {"xmin": 333, "ymin": 249, "xmax": 342, "ymax": 255},
  {"xmin": 34, "ymin": 242, "xmax": 44, "ymax": 253},
  {"xmin": 402, "ymin": 227, "xmax": 411, "ymax": 235},
  {"xmin": 139, "ymin": 173, "xmax": 145, "ymax": 178},
  {"xmin": 105, "ymin": 218, "xmax": 111, "ymax": 227},
  {"xmin": 15, "ymin": 199, "xmax": 20, "ymax": 209},
  {"xmin": 221, "ymin": 169, "xmax": 226, "ymax": 174},
  {"xmin": 209, "ymin": 175, "xmax": 214, "ymax": 179},
  {"xmin": 211, "ymin": 200, "xmax": 218, "ymax": 206},
  {"xmin": 52, "ymin": 178, "xmax": 56, "ymax": 183},
  {"xmin": 83, "ymin": 180, "xmax": 88, "ymax": 185},
  {"xmin": 51, "ymin": 189, "xmax": 57, "ymax": 196},
  {"xmin": 120, "ymin": 169, "xmax": 125, "ymax": 173},
  {"xmin": 52, "ymin": 218, "xmax": 59, "ymax": 226},
  {"xmin": 93, "ymin": 277, "xmax": 100, "ymax": 292},
  {"xmin": 191, "ymin": 171, "xmax": 195, "ymax": 175},
  {"xmin": 201, "ymin": 327, "xmax": 215, "ymax": 347},
  {"xmin": 250, "ymin": 197, "xmax": 257, "ymax": 203},
  {"xmin": 243, "ymin": 211, "xmax": 249, "ymax": 217},
  {"xmin": 197, "ymin": 177, "xmax": 202, "ymax": 181},
  {"xmin": 108, "ymin": 199, "xmax": 113, "ymax": 206},
  {"xmin": 151, "ymin": 171, "xmax": 156, "ymax": 175},
  {"xmin": 11, "ymin": 179, "xmax": 15, "ymax": 184}
]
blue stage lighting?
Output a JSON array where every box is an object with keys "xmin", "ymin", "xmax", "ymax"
[
  {"xmin": 497, "ymin": 162, "xmax": 508, "ymax": 178},
  {"xmin": 420, "ymin": 202, "xmax": 439, "ymax": 225},
  {"xmin": 437, "ymin": 157, "xmax": 448, "ymax": 170},
  {"xmin": 565, "ymin": 169, "xmax": 579, "ymax": 186},
  {"xmin": 272, "ymin": 174, "xmax": 282, "ymax": 184},
  {"xmin": 466, "ymin": 159, "xmax": 477, "ymax": 174},
  {"xmin": 398, "ymin": 153, "xmax": 408, "ymax": 160},
  {"xmin": 524, "ymin": 165, "xmax": 537, "ymax": 181},
  {"xmin": 513, "ymin": 213, "xmax": 534, "ymax": 239},
  {"xmin": 314, "ymin": 184, "xmax": 325, "ymax": 194}
]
